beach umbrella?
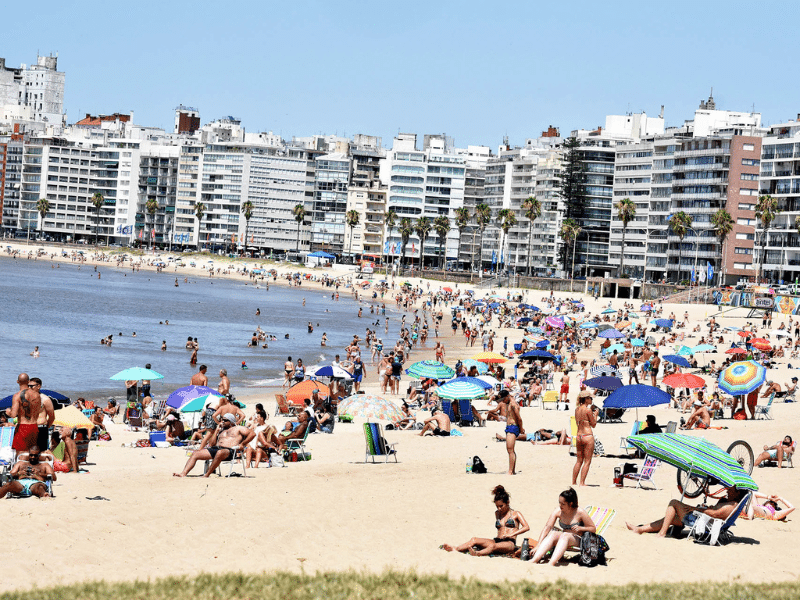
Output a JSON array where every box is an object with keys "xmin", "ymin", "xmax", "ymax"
[
  {"xmin": 676, "ymin": 345, "xmax": 694, "ymax": 356},
  {"xmin": 662, "ymin": 355, "xmax": 691, "ymax": 368},
  {"xmin": 516, "ymin": 317, "xmax": 532, "ymax": 324},
  {"xmin": 528, "ymin": 326, "xmax": 544, "ymax": 334},
  {"xmin": 476, "ymin": 375, "xmax": 501, "ymax": 387},
  {"xmin": 640, "ymin": 304, "xmax": 652, "ymax": 311},
  {"xmin": 653, "ymin": 319, "xmax": 674, "ymax": 329},
  {"xmin": 442, "ymin": 287, "xmax": 453, "ymax": 293},
  {"xmin": 602, "ymin": 308, "xmax": 616, "ymax": 314},
  {"xmin": 286, "ymin": 380, "xmax": 330, "ymax": 405},
  {"xmin": 717, "ymin": 360, "xmax": 766, "ymax": 396},
  {"xmin": 604, "ymin": 385, "xmax": 671, "ymax": 420},
  {"xmin": 771, "ymin": 329, "xmax": 790, "ymax": 338},
  {"xmin": 615, "ymin": 320, "xmax": 632, "ymax": 330},
  {"xmin": 435, "ymin": 380, "xmax": 487, "ymax": 401},
  {"xmin": 663, "ymin": 373, "xmax": 706, "ymax": 389},
  {"xmin": 521, "ymin": 349, "xmax": 555, "ymax": 360},
  {"xmin": 405, "ymin": 360, "xmax": 455, "ymax": 380},
  {"xmin": 692, "ymin": 344, "xmax": 716, "ymax": 353},
  {"xmin": 309, "ymin": 365, "xmax": 353, "ymax": 379},
  {"xmin": 580, "ymin": 321, "xmax": 598, "ymax": 329},
  {"xmin": 179, "ymin": 393, "xmax": 223, "ymax": 413},
  {"xmin": 599, "ymin": 329, "xmax": 625, "ymax": 339},
  {"xmin": 627, "ymin": 433, "xmax": 758, "ymax": 492},
  {"xmin": 750, "ymin": 339, "xmax": 771, "ymax": 351},
  {"xmin": 166, "ymin": 385, "xmax": 218, "ymax": 409},
  {"xmin": 109, "ymin": 367, "xmax": 164, "ymax": 381},
  {"xmin": 583, "ymin": 376, "xmax": 623, "ymax": 391},
  {"xmin": 338, "ymin": 394, "xmax": 404, "ymax": 421},
  {"xmin": 630, "ymin": 339, "xmax": 645, "ymax": 347},
  {"xmin": 605, "ymin": 343, "xmax": 625, "ymax": 354},
  {"xmin": 737, "ymin": 331, "xmax": 752, "ymax": 339},
  {"xmin": 53, "ymin": 405, "xmax": 94, "ymax": 430},
  {"xmin": 597, "ymin": 323, "xmax": 614, "ymax": 332},
  {"xmin": 471, "ymin": 351, "xmax": 507, "ymax": 364},
  {"xmin": 725, "ymin": 347, "xmax": 746, "ymax": 355},
  {"xmin": 461, "ymin": 359, "xmax": 488, "ymax": 374},
  {"xmin": 448, "ymin": 376, "xmax": 493, "ymax": 390},
  {"xmin": 589, "ymin": 365, "xmax": 620, "ymax": 378},
  {"xmin": 724, "ymin": 326, "xmax": 742, "ymax": 332},
  {"xmin": 0, "ymin": 389, "xmax": 70, "ymax": 410},
  {"xmin": 535, "ymin": 340, "xmax": 550, "ymax": 348},
  {"xmin": 545, "ymin": 316, "xmax": 565, "ymax": 329}
]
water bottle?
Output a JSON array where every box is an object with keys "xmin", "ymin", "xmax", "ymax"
[{"xmin": 466, "ymin": 458, "xmax": 473, "ymax": 474}]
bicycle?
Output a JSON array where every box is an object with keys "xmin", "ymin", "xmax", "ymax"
[{"xmin": 676, "ymin": 439, "xmax": 754, "ymax": 499}]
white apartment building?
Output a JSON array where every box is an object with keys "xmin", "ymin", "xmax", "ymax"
[{"xmin": 0, "ymin": 55, "xmax": 65, "ymax": 126}]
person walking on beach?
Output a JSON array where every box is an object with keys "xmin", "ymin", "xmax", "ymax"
[
  {"xmin": 502, "ymin": 390, "xmax": 522, "ymax": 475},
  {"xmin": 218, "ymin": 369, "xmax": 230, "ymax": 397},
  {"xmin": 573, "ymin": 390, "xmax": 598, "ymax": 486},
  {"xmin": 10, "ymin": 373, "xmax": 42, "ymax": 454},
  {"xmin": 191, "ymin": 365, "xmax": 208, "ymax": 387}
]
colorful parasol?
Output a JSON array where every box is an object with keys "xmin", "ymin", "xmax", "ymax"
[
  {"xmin": 717, "ymin": 360, "xmax": 766, "ymax": 396},
  {"xmin": 338, "ymin": 394, "xmax": 404, "ymax": 421}
]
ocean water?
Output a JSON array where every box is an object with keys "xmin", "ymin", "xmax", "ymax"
[{"xmin": 0, "ymin": 256, "xmax": 399, "ymax": 401}]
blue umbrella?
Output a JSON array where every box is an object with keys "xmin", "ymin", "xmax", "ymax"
[
  {"xmin": 663, "ymin": 355, "xmax": 691, "ymax": 368},
  {"xmin": 447, "ymin": 376, "xmax": 493, "ymax": 390},
  {"xmin": 535, "ymin": 340, "xmax": 550, "ymax": 348},
  {"xmin": 517, "ymin": 317, "xmax": 532, "ymax": 324},
  {"xmin": 461, "ymin": 359, "xmax": 488, "ymax": 374},
  {"xmin": 583, "ymin": 376, "xmax": 623, "ymax": 391},
  {"xmin": 599, "ymin": 329, "xmax": 625, "ymax": 339},
  {"xmin": 166, "ymin": 385, "xmax": 218, "ymax": 409},
  {"xmin": 528, "ymin": 326, "xmax": 544, "ymax": 334},
  {"xmin": 521, "ymin": 350, "xmax": 555, "ymax": 360},
  {"xmin": 580, "ymin": 322, "xmax": 598, "ymax": 329},
  {"xmin": 654, "ymin": 319, "xmax": 674, "ymax": 329},
  {"xmin": 605, "ymin": 343, "xmax": 625, "ymax": 354},
  {"xmin": 489, "ymin": 302, "xmax": 501, "ymax": 309},
  {"xmin": 640, "ymin": 304, "xmax": 653, "ymax": 311},
  {"xmin": 602, "ymin": 308, "xmax": 617, "ymax": 314},
  {"xmin": 109, "ymin": 367, "xmax": 164, "ymax": 381},
  {"xmin": 604, "ymin": 384, "xmax": 671, "ymax": 411},
  {"xmin": 0, "ymin": 389, "xmax": 70, "ymax": 410}
]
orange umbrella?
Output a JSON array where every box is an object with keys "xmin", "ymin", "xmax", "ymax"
[
  {"xmin": 751, "ymin": 340, "xmax": 771, "ymax": 351},
  {"xmin": 471, "ymin": 351, "xmax": 507, "ymax": 364},
  {"xmin": 663, "ymin": 373, "xmax": 706, "ymax": 389},
  {"xmin": 286, "ymin": 380, "xmax": 330, "ymax": 406},
  {"xmin": 615, "ymin": 321, "xmax": 631, "ymax": 330}
]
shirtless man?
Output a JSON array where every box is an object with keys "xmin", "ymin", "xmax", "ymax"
[
  {"xmin": 502, "ymin": 390, "xmax": 523, "ymax": 475},
  {"xmin": 627, "ymin": 487, "xmax": 744, "ymax": 537},
  {"xmin": 10, "ymin": 373, "xmax": 42, "ymax": 455},
  {"xmin": 29, "ymin": 378, "xmax": 55, "ymax": 451},
  {"xmin": 283, "ymin": 357, "xmax": 294, "ymax": 388},
  {"xmin": 649, "ymin": 351, "xmax": 661, "ymax": 387},
  {"xmin": 0, "ymin": 445, "xmax": 55, "ymax": 498},
  {"xmin": 559, "ymin": 369, "xmax": 570, "ymax": 405},
  {"xmin": 218, "ymin": 369, "xmax": 231, "ymax": 397},
  {"xmin": 190, "ymin": 365, "xmax": 208, "ymax": 386},
  {"xmin": 174, "ymin": 414, "xmax": 254, "ymax": 477},
  {"xmin": 418, "ymin": 408, "xmax": 452, "ymax": 437},
  {"xmin": 197, "ymin": 396, "xmax": 246, "ymax": 450}
]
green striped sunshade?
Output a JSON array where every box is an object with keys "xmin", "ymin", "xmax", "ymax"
[
  {"xmin": 628, "ymin": 433, "xmax": 758, "ymax": 491},
  {"xmin": 405, "ymin": 360, "xmax": 455, "ymax": 380},
  {"xmin": 434, "ymin": 380, "xmax": 487, "ymax": 401}
]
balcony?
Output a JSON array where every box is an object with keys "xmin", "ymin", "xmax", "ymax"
[
  {"xmin": 671, "ymin": 192, "xmax": 726, "ymax": 200},
  {"xmin": 673, "ymin": 148, "xmax": 727, "ymax": 158},
  {"xmin": 672, "ymin": 163, "xmax": 728, "ymax": 173}
]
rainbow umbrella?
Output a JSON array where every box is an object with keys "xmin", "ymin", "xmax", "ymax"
[
  {"xmin": 435, "ymin": 380, "xmax": 487, "ymax": 401},
  {"xmin": 338, "ymin": 394, "xmax": 404, "ymax": 421},
  {"xmin": 718, "ymin": 360, "xmax": 766, "ymax": 396}
]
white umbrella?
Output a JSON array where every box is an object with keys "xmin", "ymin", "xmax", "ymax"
[
  {"xmin": 771, "ymin": 329, "xmax": 790, "ymax": 338},
  {"xmin": 476, "ymin": 375, "xmax": 501, "ymax": 387}
]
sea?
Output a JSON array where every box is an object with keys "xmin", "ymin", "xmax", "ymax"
[{"xmin": 0, "ymin": 255, "xmax": 399, "ymax": 402}]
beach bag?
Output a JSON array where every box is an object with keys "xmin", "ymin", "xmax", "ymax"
[
  {"xmin": 578, "ymin": 532, "xmax": 609, "ymax": 566},
  {"xmin": 472, "ymin": 456, "xmax": 487, "ymax": 474},
  {"xmin": 135, "ymin": 439, "xmax": 151, "ymax": 448},
  {"xmin": 733, "ymin": 410, "xmax": 746, "ymax": 420},
  {"xmin": 271, "ymin": 453, "xmax": 285, "ymax": 468}
]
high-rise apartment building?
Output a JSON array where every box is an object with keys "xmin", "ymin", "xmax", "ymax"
[{"xmin": 0, "ymin": 55, "xmax": 65, "ymax": 125}]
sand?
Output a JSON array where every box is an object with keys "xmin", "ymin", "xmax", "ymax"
[{"xmin": 2, "ymin": 242, "xmax": 799, "ymax": 591}]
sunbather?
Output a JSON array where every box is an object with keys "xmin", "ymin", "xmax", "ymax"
[
  {"xmin": 0, "ymin": 446, "xmax": 55, "ymax": 498},
  {"xmin": 441, "ymin": 485, "xmax": 529, "ymax": 556},
  {"xmin": 754, "ymin": 436, "xmax": 794, "ymax": 468},
  {"xmin": 419, "ymin": 408, "xmax": 451, "ymax": 437},
  {"xmin": 525, "ymin": 488, "xmax": 595, "ymax": 565},
  {"xmin": 173, "ymin": 414, "xmax": 254, "ymax": 477},
  {"xmin": 49, "ymin": 428, "xmax": 78, "ymax": 473},
  {"xmin": 743, "ymin": 491, "xmax": 794, "ymax": 521},
  {"xmin": 626, "ymin": 487, "xmax": 745, "ymax": 537}
]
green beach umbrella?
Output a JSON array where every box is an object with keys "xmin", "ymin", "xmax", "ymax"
[
  {"xmin": 405, "ymin": 360, "xmax": 455, "ymax": 380},
  {"xmin": 110, "ymin": 367, "xmax": 164, "ymax": 381},
  {"xmin": 435, "ymin": 380, "xmax": 487, "ymax": 401},
  {"xmin": 180, "ymin": 393, "xmax": 223, "ymax": 413}
]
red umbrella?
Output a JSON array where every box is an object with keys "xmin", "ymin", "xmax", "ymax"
[
  {"xmin": 663, "ymin": 373, "xmax": 706, "ymax": 389},
  {"xmin": 737, "ymin": 331, "xmax": 752, "ymax": 338},
  {"xmin": 750, "ymin": 338, "xmax": 769, "ymax": 345},
  {"xmin": 443, "ymin": 287, "xmax": 453, "ymax": 293},
  {"xmin": 751, "ymin": 340, "xmax": 771, "ymax": 351},
  {"xmin": 725, "ymin": 347, "xmax": 746, "ymax": 355}
]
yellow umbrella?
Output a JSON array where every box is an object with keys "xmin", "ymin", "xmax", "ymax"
[
  {"xmin": 471, "ymin": 351, "xmax": 507, "ymax": 364},
  {"xmin": 53, "ymin": 405, "xmax": 95, "ymax": 430}
]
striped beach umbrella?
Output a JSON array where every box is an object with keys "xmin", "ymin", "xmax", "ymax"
[
  {"xmin": 405, "ymin": 360, "xmax": 455, "ymax": 380},
  {"xmin": 628, "ymin": 433, "xmax": 758, "ymax": 491},
  {"xmin": 471, "ymin": 351, "xmax": 507, "ymax": 364},
  {"xmin": 446, "ymin": 376, "xmax": 493, "ymax": 390},
  {"xmin": 590, "ymin": 365, "xmax": 620, "ymax": 378},
  {"xmin": 718, "ymin": 360, "xmax": 766, "ymax": 396},
  {"xmin": 435, "ymin": 380, "xmax": 487, "ymax": 401}
]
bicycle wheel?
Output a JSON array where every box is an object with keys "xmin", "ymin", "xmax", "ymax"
[
  {"xmin": 676, "ymin": 469, "xmax": 705, "ymax": 498},
  {"xmin": 727, "ymin": 440, "xmax": 754, "ymax": 475}
]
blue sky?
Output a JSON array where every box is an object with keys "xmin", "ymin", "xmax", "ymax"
[{"xmin": 4, "ymin": 1, "xmax": 798, "ymax": 148}]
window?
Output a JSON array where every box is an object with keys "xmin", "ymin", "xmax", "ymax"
[
  {"xmin": 742, "ymin": 158, "xmax": 760, "ymax": 166},
  {"xmin": 738, "ymin": 203, "xmax": 754, "ymax": 211},
  {"xmin": 736, "ymin": 233, "xmax": 754, "ymax": 240},
  {"xmin": 742, "ymin": 143, "xmax": 755, "ymax": 152},
  {"xmin": 735, "ymin": 247, "xmax": 753, "ymax": 254},
  {"xmin": 740, "ymin": 173, "xmax": 758, "ymax": 181},
  {"xmin": 734, "ymin": 262, "xmax": 750, "ymax": 270},
  {"xmin": 737, "ymin": 218, "xmax": 755, "ymax": 226},
  {"xmin": 740, "ymin": 188, "xmax": 757, "ymax": 196}
]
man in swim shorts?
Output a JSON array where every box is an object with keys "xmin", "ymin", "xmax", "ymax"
[
  {"xmin": 418, "ymin": 408, "xmax": 451, "ymax": 437},
  {"xmin": 0, "ymin": 445, "xmax": 55, "ymax": 498},
  {"xmin": 174, "ymin": 414, "xmax": 254, "ymax": 477},
  {"xmin": 501, "ymin": 390, "xmax": 523, "ymax": 475},
  {"xmin": 29, "ymin": 378, "xmax": 55, "ymax": 451},
  {"xmin": 190, "ymin": 364, "xmax": 208, "ymax": 387},
  {"xmin": 10, "ymin": 373, "xmax": 42, "ymax": 455}
]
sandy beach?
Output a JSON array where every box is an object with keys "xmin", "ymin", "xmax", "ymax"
[{"xmin": 2, "ymin": 242, "xmax": 799, "ymax": 592}]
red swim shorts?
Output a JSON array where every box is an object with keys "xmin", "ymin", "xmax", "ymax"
[{"xmin": 12, "ymin": 424, "xmax": 39, "ymax": 452}]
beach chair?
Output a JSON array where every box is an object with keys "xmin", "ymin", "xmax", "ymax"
[
  {"xmin": 568, "ymin": 416, "xmax": 578, "ymax": 456},
  {"xmin": 619, "ymin": 421, "xmax": 643, "ymax": 456},
  {"xmin": 203, "ymin": 448, "xmax": 247, "ymax": 477},
  {"xmin": 763, "ymin": 441, "xmax": 795, "ymax": 468},
  {"xmin": 542, "ymin": 390, "xmax": 558, "ymax": 410},
  {"xmin": 0, "ymin": 426, "xmax": 15, "ymax": 485},
  {"xmin": 285, "ymin": 426, "xmax": 310, "ymax": 459},
  {"xmin": 9, "ymin": 452, "xmax": 55, "ymax": 497},
  {"xmin": 457, "ymin": 399, "xmax": 475, "ymax": 427},
  {"xmin": 126, "ymin": 404, "xmax": 145, "ymax": 431},
  {"xmin": 545, "ymin": 373, "xmax": 555, "ymax": 391},
  {"xmin": 665, "ymin": 421, "xmax": 678, "ymax": 434},
  {"xmin": 363, "ymin": 422, "xmax": 397, "ymax": 463},
  {"xmin": 754, "ymin": 393, "xmax": 775, "ymax": 420},
  {"xmin": 442, "ymin": 400, "xmax": 457, "ymax": 423},
  {"xmin": 620, "ymin": 455, "xmax": 660, "ymax": 490},
  {"xmin": 687, "ymin": 492, "xmax": 751, "ymax": 546},
  {"xmin": 275, "ymin": 394, "xmax": 299, "ymax": 417},
  {"xmin": 560, "ymin": 506, "xmax": 616, "ymax": 560}
]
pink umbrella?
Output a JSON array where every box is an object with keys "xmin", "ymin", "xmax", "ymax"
[{"xmin": 545, "ymin": 316, "xmax": 565, "ymax": 329}]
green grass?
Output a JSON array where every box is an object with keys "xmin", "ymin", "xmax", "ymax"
[{"xmin": 2, "ymin": 571, "xmax": 797, "ymax": 600}]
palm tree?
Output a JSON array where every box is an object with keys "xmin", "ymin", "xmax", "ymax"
[
  {"xmin": 414, "ymin": 216, "xmax": 432, "ymax": 271},
  {"xmin": 474, "ymin": 202, "xmax": 491, "ymax": 272},
  {"xmin": 559, "ymin": 218, "xmax": 581, "ymax": 281},
  {"xmin": 497, "ymin": 208, "xmax": 518, "ymax": 272},
  {"xmin": 755, "ymin": 194, "xmax": 779, "ymax": 283},
  {"xmin": 91, "ymin": 192, "xmax": 105, "ymax": 245},
  {"xmin": 346, "ymin": 209, "xmax": 360, "ymax": 261},
  {"xmin": 194, "ymin": 202, "xmax": 206, "ymax": 250},
  {"xmin": 521, "ymin": 196, "xmax": 541, "ymax": 276},
  {"xmin": 710, "ymin": 208, "xmax": 734, "ymax": 285},
  {"xmin": 433, "ymin": 215, "xmax": 451, "ymax": 270},
  {"xmin": 398, "ymin": 217, "xmax": 413, "ymax": 268},
  {"xmin": 615, "ymin": 198, "xmax": 636, "ymax": 277},
  {"xmin": 240, "ymin": 200, "xmax": 254, "ymax": 255},
  {"xmin": 36, "ymin": 198, "xmax": 50, "ymax": 239},
  {"xmin": 292, "ymin": 204, "xmax": 306, "ymax": 253},
  {"xmin": 668, "ymin": 211, "xmax": 693, "ymax": 283},
  {"xmin": 146, "ymin": 198, "xmax": 159, "ymax": 251},
  {"xmin": 384, "ymin": 209, "xmax": 397, "ymax": 274},
  {"xmin": 454, "ymin": 206, "xmax": 471, "ymax": 270}
]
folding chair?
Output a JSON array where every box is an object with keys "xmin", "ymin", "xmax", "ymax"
[
  {"xmin": 754, "ymin": 393, "xmax": 775, "ymax": 420},
  {"xmin": 441, "ymin": 400, "xmax": 457, "ymax": 423},
  {"xmin": 620, "ymin": 455, "xmax": 660, "ymax": 490},
  {"xmin": 457, "ymin": 399, "xmax": 475, "ymax": 427},
  {"xmin": 688, "ymin": 492, "xmax": 751, "ymax": 545},
  {"xmin": 275, "ymin": 394, "xmax": 299, "ymax": 417},
  {"xmin": 363, "ymin": 422, "xmax": 398, "ymax": 463},
  {"xmin": 541, "ymin": 390, "xmax": 558, "ymax": 410},
  {"xmin": 619, "ymin": 421, "xmax": 643, "ymax": 455},
  {"xmin": 665, "ymin": 421, "xmax": 678, "ymax": 434},
  {"xmin": 203, "ymin": 448, "xmax": 247, "ymax": 477}
]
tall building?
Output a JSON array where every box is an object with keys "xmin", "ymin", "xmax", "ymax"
[
  {"xmin": 174, "ymin": 106, "xmax": 200, "ymax": 135},
  {"xmin": 0, "ymin": 55, "xmax": 65, "ymax": 125},
  {"xmin": 309, "ymin": 152, "xmax": 350, "ymax": 254}
]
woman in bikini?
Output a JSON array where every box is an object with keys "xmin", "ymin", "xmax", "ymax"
[
  {"xmin": 743, "ymin": 491, "xmax": 794, "ymax": 521},
  {"xmin": 527, "ymin": 488, "xmax": 595, "ymax": 565},
  {"xmin": 441, "ymin": 485, "xmax": 529, "ymax": 556},
  {"xmin": 573, "ymin": 390, "xmax": 598, "ymax": 486}
]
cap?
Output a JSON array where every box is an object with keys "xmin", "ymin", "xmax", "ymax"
[
  {"xmin": 793, "ymin": 377, "xmax": 798, "ymax": 382},
  {"xmin": 222, "ymin": 413, "xmax": 237, "ymax": 424},
  {"xmin": 166, "ymin": 414, "xmax": 176, "ymax": 421},
  {"xmin": 578, "ymin": 390, "xmax": 592, "ymax": 399}
]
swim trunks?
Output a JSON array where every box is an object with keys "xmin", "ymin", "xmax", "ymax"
[
  {"xmin": 207, "ymin": 446, "xmax": 235, "ymax": 460},
  {"xmin": 505, "ymin": 424, "xmax": 521, "ymax": 436},
  {"xmin": 12, "ymin": 424, "xmax": 39, "ymax": 452},
  {"xmin": 17, "ymin": 478, "xmax": 42, "ymax": 497},
  {"xmin": 432, "ymin": 428, "xmax": 450, "ymax": 437},
  {"xmin": 37, "ymin": 426, "xmax": 49, "ymax": 452},
  {"xmin": 560, "ymin": 385, "xmax": 569, "ymax": 394}
]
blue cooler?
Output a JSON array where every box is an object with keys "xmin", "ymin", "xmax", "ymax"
[{"xmin": 149, "ymin": 431, "xmax": 167, "ymax": 445}]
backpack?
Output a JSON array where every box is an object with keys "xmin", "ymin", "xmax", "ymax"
[
  {"xmin": 472, "ymin": 456, "xmax": 487, "ymax": 474},
  {"xmin": 578, "ymin": 531, "xmax": 609, "ymax": 567}
]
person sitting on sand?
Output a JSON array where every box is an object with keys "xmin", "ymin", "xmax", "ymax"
[
  {"xmin": 681, "ymin": 399, "xmax": 711, "ymax": 430},
  {"xmin": 164, "ymin": 415, "xmax": 186, "ymax": 443},
  {"xmin": 441, "ymin": 485, "xmax": 529, "ymax": 556},
  {"xmin": 626, "ymin": 487, "xmax": 745, "ymax": 537},
  {"xmin": 524, "ymin": 488, "xmax": 595, "ymax": 564},
  {"xmin": 418, "ymin": 408, "xmax": 451, "ymax": 437},
  {"xmin": 743, "ymin": 491, "xmax": 794, "ymax": 521},
  {"xmin": 485, "ymin": 400, "xmax": 508, "ymax": 422},
  {"xmin": 103, "ymin": 399, "xmax": 120, "ymax": 421},
  {"xmin": 49, "ymin": 429, "xmax": 79, "ymax": 473},
  {"xmin": 754, "ymin": 436, "xmax": 795, "ymax": 468},
  {"xmin": 174, "ymin": 414, "xmax": 254, "ymax": 477},
  {"xmin": 0, "ymin": 445, "xmax": 55, "ymax": 498}
]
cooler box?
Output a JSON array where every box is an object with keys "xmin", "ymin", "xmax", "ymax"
[{"xmin": 149, "ymin": 431, "xmax": 166, "ymax": 445}]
